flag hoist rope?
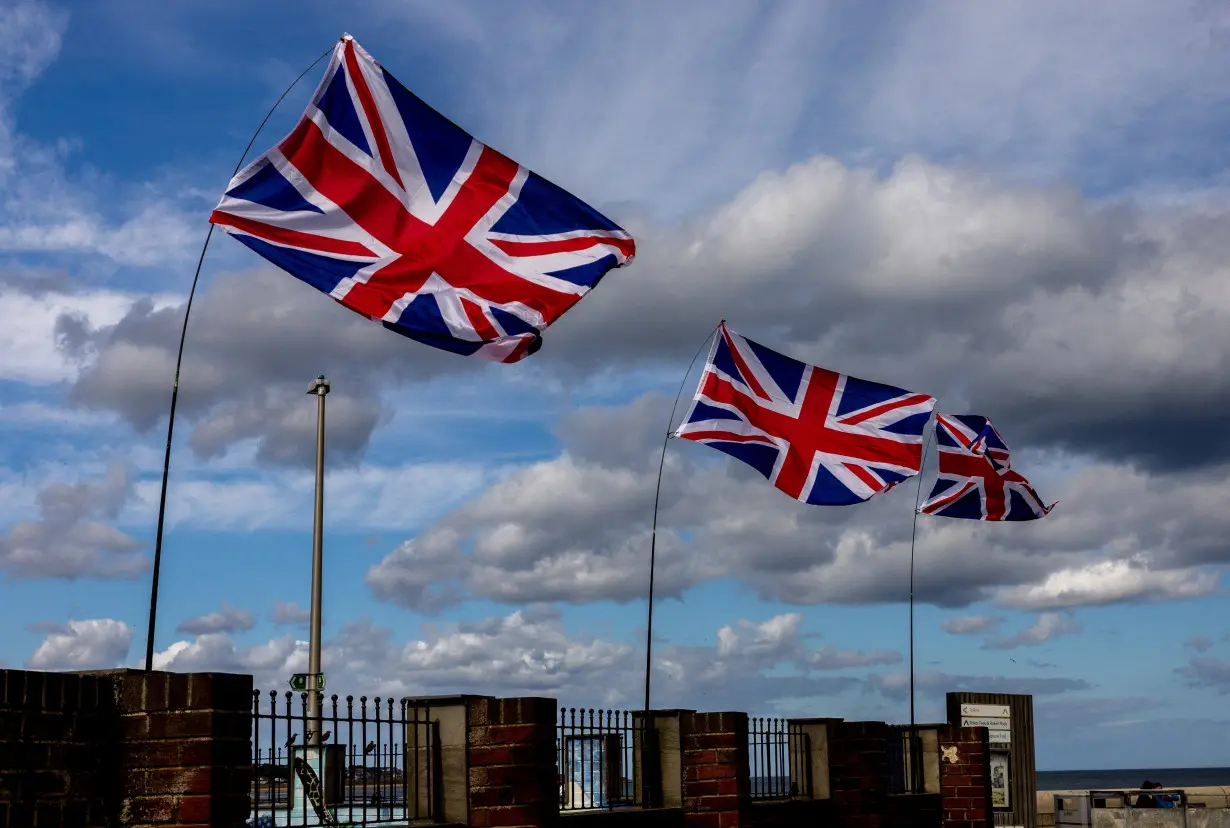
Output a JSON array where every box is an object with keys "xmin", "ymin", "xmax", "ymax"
[
  {"xmin": 143, "ymin": 45, "xmax": 334, "ymax": 672},
  {"xmin": 643, "ymin": 323, "xmax": 721, "ymax": 716}
]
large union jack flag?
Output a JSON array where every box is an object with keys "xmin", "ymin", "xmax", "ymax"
[
  {"xmin": 675, "ymin": 324, "xmax": 937, "ymax": 505},
  {"xmin": 919, "ymin": 414, "xmax": 1056, "ymax": 521},
  {"xmin": 210, "ymin": 34, "xmax": 635, "ymax": 363}
]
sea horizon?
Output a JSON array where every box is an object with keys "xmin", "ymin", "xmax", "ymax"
[{"xmin": 1036, "ymin": 767, "xmax": 1230, "ymax": 791}]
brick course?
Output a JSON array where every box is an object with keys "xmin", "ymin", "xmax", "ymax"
[
  {"xmin": 679, "ymin": 712, "xmax": 749, "ymax": 828},
  {"xmin": 937, "ymin": 726, "xmax": 992, "ymax": 828},
  {"xmin": 467, "ymin": 696, "xmax": 558, "ymax": 828},
  {"xmin": 828, "ymin": 721, "xmax": 892, "ymax": 828},
  {"xmin": 0, "ymin": 669, "xmax": 252, "ymax": 828},
  {"xmin": 0, "ymin": 670, "xmax": 115, "ymax": 827}
]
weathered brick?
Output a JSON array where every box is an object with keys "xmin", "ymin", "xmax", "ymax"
[
  {"xmin": 144, "ymin": 766, "xmax": 212, "ymax": 796},
  {"xmin": 483, "ymin": 803, "xmax": 538, "ymax": 826},
  {"xmin": 484, "ymin": 723, "xmax": 542, "ymax": 744},
  {"xmin": 176, "ymin": 794, "xmax": 211, "ymax": 822},
  {"xmin": 481, "ymin": 764, "xmax": 542, "ymax": 786},
  {"xmin": 690, "ymin": 732, "xmax": 738, "ymax": 750},
  {"xmin": 158, "ymin": 711, "xmax": 214, "ymax": 738},
  {"xmin": 471, "ymin": 785, "xmax": 515, "ymax": 806},
  {"xmin": 693, "ymin": 764, "xmax": 737, "ymax": 781},
  {"xmin": 206, "ymin": 672, "xmax": 255, "ymax": 712},
  {"xmin": 120, "ymin": 794, "xmax": 176, "ymax": 822},
  {"xmin": 35, "ymin": 800, "xmax": 64, "ymax": 825},
  {"xmin": 167, "ymin": 674, "xmax": 190, "ymax": 711},
  {"xmin": 22, "ymin": 671, "xmax": 44, "ymax": 710},
  {"xmin": 0, "ymin": 711, "xmax": 22, "ymax": 740},
  {"xmin": 469, "ymin": 743, "xmax": 540, "ymax": 767}
]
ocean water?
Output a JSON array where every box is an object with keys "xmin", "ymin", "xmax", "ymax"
[{"xmin": 1037, "ymin": 768, "xmax": 1230, "ymax": 791}]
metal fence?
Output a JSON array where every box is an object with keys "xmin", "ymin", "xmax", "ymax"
[
  {"xmin": 250, "ymin": 690, "xmax": 438, "ymax": 827},
  {"xmin": 748, "ymin": 718, "xmax": 810, "ymax": 800},
  {"xmin": 887, "ymin": 725, "xmax": 925, "ymax": 795},
  {"xmin": 557, "ymin": 708, "xmax": 649, "ymax": 811}
]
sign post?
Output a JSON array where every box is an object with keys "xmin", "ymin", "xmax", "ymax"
[
  {"xmin": 289, "ymin": 673, "xmax": 326, "ymax": 693},
  {"xmin": 947, "ymin": 693, "xmax": 1036, "ymax": 828}
]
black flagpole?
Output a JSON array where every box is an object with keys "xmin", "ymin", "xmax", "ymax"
[
  {"xmin": 143, "ymin": 45, "xmax": 333, "ymax": 672},
  {"xmin": 643, "ymin": 323, "xmax": 719, "ymax": 714},
  {"xmin": 907, "ymin": 429, "xmax": 934, "ymax": 790}
]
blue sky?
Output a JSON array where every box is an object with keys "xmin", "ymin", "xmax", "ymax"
[{"xmin": 2, "ymin": 0, "xmax": 1230, "ymax": 771}]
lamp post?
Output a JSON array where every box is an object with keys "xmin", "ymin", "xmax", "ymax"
[{"xmin": 306, "ymin": 374, "xmax": 329, "ymax": 746}]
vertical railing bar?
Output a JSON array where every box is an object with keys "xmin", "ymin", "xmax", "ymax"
[
  {"xmin": 346, "ymin": 695, "xmax": 355, "ymax": 820},
  {"xmin": 252, "ymin": 690, "xmax": 260, "ymax": 820}
]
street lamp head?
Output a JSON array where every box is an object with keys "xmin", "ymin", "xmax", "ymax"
[{"xmin": 307, "ymin": 375, "xmax": 330, "ymax": 395}]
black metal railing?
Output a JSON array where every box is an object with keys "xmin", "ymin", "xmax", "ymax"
[
  {"xmin": 749, "ymin": 718, "xmax": 810, "ymax": 799},
  {"xmin": 557, "ymin": 708, "xmax": 647, "ymax": 811},
  {"xmin": 250, "ymin": 690, "xmax": 438, "ymax": 827},
  {"xmin": 887, "ymin": 725, "xmax": 925, "ymax": 795}
]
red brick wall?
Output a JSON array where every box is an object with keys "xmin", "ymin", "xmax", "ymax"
[
  {"xmin": 828, "ymin": 721, "xmax": 891, "ymax": 827},
  {"xmin": 937, "ymin": 726, "xmax": 991, "ymax": 828},
  {"xmin": 679, "ymin": 711, "xmax": 749, "ymax": 828},
  {"xmin": 467, "ymin": 696, "xmax": 558, "ymax": 828},
  {"xmin": 0, "ymin": 670, "xmax": 115, "ymax": 827},
  {"xmin": 885, "ymin": 793, "xmax": 942, "ymax": 828},
  {"xmin": 112, "ymin": 670, "xmax": 252, "ymax": 827},
  {"xmin": 0, "ymin": 668, "xmax": 252, "ymax": 828}
]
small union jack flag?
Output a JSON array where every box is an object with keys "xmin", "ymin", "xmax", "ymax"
[
  {"xmin": 919, "ymin": 414, "xmax": 1056, "ymax": 521},
  {"xmin": 675, "ymin": 324, "xmax": 937, "ymax": 505},
  {"xmin": 210, "ymin": 34, "xmax": 635, "ymax": 363}
]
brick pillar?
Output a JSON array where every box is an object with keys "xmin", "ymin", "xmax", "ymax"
[
  {"xmin": 680, "ymin": 711, "xmax": 749, "ymax": 828},
  {"xmin": 1, "ymin": 669, "xmax": 252, "ymax": 828},
  {"xmin": 112, "ymin": 670, "xmax": 253, "ymax": 827},
  {"xmin": 467, "ymin": 696, "xmax": 558, "ymax": 828},
  {"xmin": 937, "ymin": 726, "xmax": 991, "ymax": 828},
  {"xmin": 0, "ymin": 670, "xmax": 116, "ymax": 827},
  {"xmin": 827, "ymin": 721, "xmax": 891, "ymax": 827}
]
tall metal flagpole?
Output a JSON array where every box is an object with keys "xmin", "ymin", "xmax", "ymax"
[
  {"xmin": 306, "ymin": 375, "xmax": 329, "ymax": 745},
  {"xmin": 908, "ymin": 434, "xmax": 933, "ymax": 727},
  {"xmin": 644, "ymin": 323, "xmax": 720, "ymax": 716},
  {"xmin": 142, "ymin": 46, "xmax": 333, "ymax": 672},
  {"xmin": 907, "ymin": 430, "xmax": 934, "ymax": 791}
]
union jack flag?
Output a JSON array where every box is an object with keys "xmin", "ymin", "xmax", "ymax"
[
  {"xmin": 675, "ymin": 324, "xmax": 937, "ymax": 505},
  {"xmin": 919, "ymin": 414, "xmax": 1056, "ymax": 521},
  {"xmin": 210, "ymin": 34, "xmax": 635, "ymax": 363}
]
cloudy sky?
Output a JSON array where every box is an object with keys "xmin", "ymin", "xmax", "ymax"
[{"xmin": 3, "ymin": 0, "xmax": 1230, "ymax": 771}]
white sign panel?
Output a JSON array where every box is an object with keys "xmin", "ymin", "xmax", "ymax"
[
  {"xmin": 961, "ymin": 716, "xmax": 1010, "ymax": 729},
  {"xmin": 987, "ymin": 728, "xmax": 1012, "ymax": 744},
  {"xmin": 961, "ymin": 703, "xmax": 1010, "ymax": 718}
]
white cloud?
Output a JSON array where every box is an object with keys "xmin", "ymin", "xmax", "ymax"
[
  {"xmin": 0, "ymin": 460, "xmax": 147, "ymax": 580},
  {"xmin": 1185, "ymin": 635, "xmax": 1214, "ymax": 654},
  {"xmin": 943, "ymin": 615, "xmax": 1002, "ymax": 636},
  {"xmin": 367, "ymin": 394, "xmax": 1230, "ymax": 614},
  {"xmin": 109, "ymin": 608, "xmax": 898, "ymax": 716},
  {"xmin": 123, "ymin": 460, "xmax": 492, "ymax": 533},
  {"xmin": 176, "ymin": 600, "xmax": 255, "ymax": 635},
  {"xmin": 997, "ymin": 559, "xmax": 1219, "ymax": 611},
  {"xmin": 809, "ymin": 646, "xmax": 902, "ymax": 670},
  {"xmin": 272, "ymin": 601, "xmax": 310, "ymax": 625},
  {"xmin": 983, "ymin": 612, "xmax": 1081, "ymax": 651},
  {"xmin": 27, "ymin": 618, "xmax": 132, "ymax": 669},
  {"xmin": 1177, "ymin": 657, "xmax": 1230, "ymax": 695},
  {"xmin": 0, "ymin": 288, "xmax": 139, "ymax": 383},
  {"xmin": 0, "ymin": 1, "xmax": 197, "ymax": 269}
]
